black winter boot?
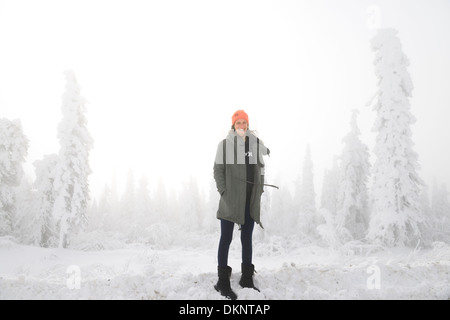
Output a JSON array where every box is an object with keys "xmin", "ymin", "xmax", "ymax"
[
  {"xmin": 239, "ymin": 263, "xmax": 260, "ymax": 292},
  {"xmin": 214, "ymin": 266, "xmax": 237, "ymax": 300}
]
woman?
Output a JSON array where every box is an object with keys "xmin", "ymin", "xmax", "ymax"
[{"xmin": 213, "ymin": 109, "xmax": 270, "ymax": 300}]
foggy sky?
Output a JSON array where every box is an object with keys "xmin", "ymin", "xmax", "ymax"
[{"xmin": 1, "ymin": 0, "xmax": 449, "ymax": 200}]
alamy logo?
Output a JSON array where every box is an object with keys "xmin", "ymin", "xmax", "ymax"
[
  {"xmin": 245, "ymin": 151, "xmax": 253, "ymax": 157},
  {"xmin": 366, "ymin": 5, "xmax": 381, "ymax": 30},
  {"xmin": 366, "ymin": 265, "xmax": 381, "ymax": 290},
  {"xmin": 66, "ymin": 265, "xmax": 81, "ymax": 290}
]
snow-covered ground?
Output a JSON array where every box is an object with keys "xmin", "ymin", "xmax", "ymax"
[{"xmin": 1, "ymin": 232, "xmax": 450, "ymax": 300}]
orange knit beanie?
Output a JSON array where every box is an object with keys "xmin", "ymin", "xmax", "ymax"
[{"xmin": 232, "ymin": 110, "xmax": 249, "ymax": 127}]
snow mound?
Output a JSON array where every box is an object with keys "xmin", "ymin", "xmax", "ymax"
[{"xmin": 1, "ymin": 236, "xmax": 450, "ymax": 299}]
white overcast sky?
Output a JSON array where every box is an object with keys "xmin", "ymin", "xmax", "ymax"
[{"xmin": 1, "ymin": 0, "xmax": 449, "ymax": 199}]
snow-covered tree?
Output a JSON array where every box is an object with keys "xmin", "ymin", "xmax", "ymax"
[
  {"xmin": 298, "ymin": 145, "xmax": 318, "ymax": 236},
  {"xmin": 125, "ymin": 174, "xmax": 153, "ymax": 242},
  {"xmin": 12, "ymin": 176, "xmax": 35, "ymax": 244},
  {"xmin": 121, "ymin": 168, "xmax": 137, "ymax": 221},
  {"xmin": 431, "ymin": 181, "xmax": 450, "ymax": 241},
  {"xmin": 0, "ymin": 119, "xmax": 29, "ymax": 236},
  {"xmin": 97, "ymin": 171, "xmax": 153, "ymax": 241},
  {"xmin": 98, "ymin": 173, "xmax": 120, "ymax": 231},
  {"xmin": 152, "ymin": 177, "xmax": 169, "ymax": 223},
  {"xmin": 432, "ymin": 181, "xmax": 450, "ymax": 220},
  {"xmin": 257, "ymin": 170, "xmax": 289, "ymax": 233},
  {"xmin": 320, "ymin": 157, "xmax": 340, "ymax": 215},
  {"xmin": 367, "ymin": 29, "xmax": 425, "ymax": 247},
  {"xmin": 206, "ymin": 179, "xmax": 220, "ymax": 232},
  {"xmin": 136, "ymin": 175, "xmax": 152, "ymax": 224},
  {"xmin": 418, "ymin": 184, "xmax": 433, "ymax": 244},
  {"xmin": 52, "ymin": 70, "xmax": 93, "ymax": 248},
  {"xmin": 317, "ymin": 158, "xmax": 341, "ymax": 246},
  {"xmin": 289, "ymin": 173, "xmax": 301, "ymax": 220},
  {"xmin": 259, "ymin": 166, "xmax": 273, "ymax": 232},
  {"xmin": 268, "ymin": 179, "xmax": 294, "ymax": 233},
  {"xmin": 97, "ymin": 182, "xmax": 118, "ymax": 231},
  {"xmin": 86, "ymin": 197, "xmax": 102, "ymax": 231},
  {"xmin": 33, "ymin": 154, "xmax": 59, "ymax": 247},
  {"xmin": 336, "ymin": 110, "xmax": 371, "ymax": 241},
  {"xmin": 179, "ymin": 177, "xmax": 204, "ymax": 230}
]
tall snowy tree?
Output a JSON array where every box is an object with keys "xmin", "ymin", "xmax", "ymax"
[
  {"xmin": 336, "ymin": 110, "xmax": 371, "ymax": 241},
  {"xmin": 367, "ymin": 29, "xmax": 425, "ymax": 247},
  {"xmin": 12, "ymin": 176, "xmax": 35, "ymax": 244},
  {"xmin": 431, "ymin": 181, "xmax": 450, "ymax": 241},
  {"xmin": 123, "ymin": 171, "xmax": 148, "ymax": 242},
  {"xmin": 126, "ymin": 173, "xmax": 156, "ymax": 242},
  {"xmin": 97, "ymin": 182, "xmax": 117, "ymax": 231},
  {"xmin": 298, "ymin": 145, "xmax": 318, "ymax": 236},
  {"xmin": 33, "ymin": 154, "xmax": 59, "ymax": 247},
  {"xmin": 121, "ymin": 168, "xmax": 137, "ymax": 221},
  {"xmin": 317, "ymin": 158, "xmax": 341, "ymax": 246},
  {"xmin": 136, "ymin": 175, "xmax": 152, "ymax": 225},
  {"xmin": 206, "ymin": 179, "xmax": 220, "ymax": 232},
  {"xmin": 292, "ymin": 174, "xmax": 302, "ymax": 218},
  {"xmin": 268, "ymin": 180, "xmax": 294, "ymax": 233},
  {"xmin": 0, "ymin": 119, "xmax": 29, "ymax": 236},
  {"xmin": 153, "ymin": 177, "xmax": 169, "ymax": 223},
  {"xmin": 259, "ymin": 165, "xmax": 273, "ymax": 233},
  {"xmin": 98, "ymin": 173, "xmax": 120, "ymax": 231},
  {"xmin": 52, "ymin": 70, "xmax": 93, "ymax": 248},
  {"xmin": 86, "ymin": 197, "xmax": 102, "ymax": 231},
  {"xmin": 320, "ymin": 157, "xmax": 340, "ymax": 215},
  {"xmin": 418, "ymin": 184, "xmax": 433, "ymax": 244},
  {"xmin": 179, "ymin": 177, "xmax": 204, "ymax": 231}
]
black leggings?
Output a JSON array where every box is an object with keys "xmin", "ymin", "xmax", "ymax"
[{"xmin": 218, "ymin": 194, "xmax": 255, "ymax": 268}]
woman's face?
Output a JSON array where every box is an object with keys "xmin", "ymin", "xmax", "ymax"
[{"xmin": 234, "ymin": 119, "xmax": 248, "ymax": 137}]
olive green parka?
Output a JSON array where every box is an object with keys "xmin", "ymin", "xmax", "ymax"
[{"xmin": 213, "ymin": 130, "xmax": 270, "ymax": 227}]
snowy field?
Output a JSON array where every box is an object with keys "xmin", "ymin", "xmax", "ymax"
[{"xmin": 1, "ymin": 232, "xmax": 450, "ymax": 300}]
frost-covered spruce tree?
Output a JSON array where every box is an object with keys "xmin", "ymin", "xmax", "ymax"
[
  {"xmin": 268, "ymin": 173, "xmax": 294, "ymax": 233},
  {"xmin": 0, "ymin": 119, "xmax": 29, "ymax": 236},
  {"xmin": 292, "ymin": 174, "xmax": 302, "ymax": 217},
  {"xmin": 418, "ymin": 184, "xmax": 433, "ymax": 244},
  {"xmin": 431, "ymin": 181, "xmax": 450, "ymax": 241},
  {"xmin": 98, "ymin": 173, "xmax": 120, "ymax": 231},
  {"xmin": 320, "ymin": 157, "xmax": 340, "ymax": 215},
  {"xmin": 368, "ymin": 29, "xmax": 425, "ymax": 247},
  {"xmin": 179, "ymin": 177, "xmax": 204, "ymax": 231},
  {"xmin": 206, "ymin": 179, "xmax": 220, "ymax": 232},
  {"xmin": 335, "ymin": 110, "xmax": 371, "ymax": 241},
  {"xmin": 121, "ymin": 168, "xmax": 136, "ymax": 221},
  {"xmin": 97, "ymin": 183, "xmax": 116, "ymax": 231},
  {"xmin": 317, "ymin": 158, "xmax": 340, "ymax": 247},
  {"xmin": 33, "ymin": 154, "xmax": 59, "ymax": 247},
  {"xmin": 53, "ymin": 70, "xmax": 93, "ymax": 248},
  {"xmin": 136, "ymin": 175, "xmax": 152, "ymax": 226},
  {"xmin": 153, "ymin": 177, "xmax": 169, "ymax": 224},
  {"xmin": 298, "ymin": 145, "xmax": 318, "ymax": 236},
  {"xmin": 12, "ymin": 176, "xmax": 34, "ymax": 243}
]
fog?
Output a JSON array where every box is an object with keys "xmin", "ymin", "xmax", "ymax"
[
  {"xmin": 2, "ymin": 0, "xmax": 450, "ymax": 301},
  {"xmin": 1, "ymin": 0, "xmax": 449, "ymax": 201}
]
